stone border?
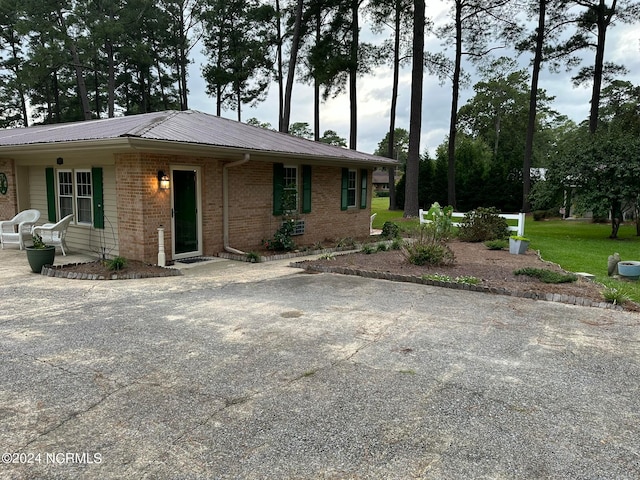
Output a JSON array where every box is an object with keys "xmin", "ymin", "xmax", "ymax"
[
  {"xmin": 41, "ymin": 263, "xmax": 182, "ymax": 280},
  {"xmin": 290, "ymin": 261, "xmax": 625, "ymax": 311},
  {"xmin": 218, "ymin": 246, "xmax": 358, "ymax": 263}
]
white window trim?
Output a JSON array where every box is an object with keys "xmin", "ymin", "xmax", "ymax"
[
  {"xmin": 283, "ymin": 165, "xmax": 299, "ymax": 213},
  {"xmin": 347, "ymin": 169, "xmax": 357, "ymax": 208},
  {"xmin": 56, "ymin": 168, "xmax": 93, "ymax": 226}
]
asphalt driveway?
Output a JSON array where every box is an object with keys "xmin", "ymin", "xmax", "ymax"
[{"xmin": 1, "ymin": 249, "xmax": 639, "ymax": 479}]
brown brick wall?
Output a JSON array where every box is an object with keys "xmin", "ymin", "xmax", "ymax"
[
  {"xmin": 114, "ymin": 154, "xmax": 371, "ymax": 263},
  {"xmin": 226, "ymin": 163, "xmax": 371, "ymax": 252},
  {"xmin": 0, "ymin": 158, "xmax": 17, "ymax": 220}
]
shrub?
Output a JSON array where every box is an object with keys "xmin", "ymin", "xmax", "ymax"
[
  {"xmin": 514, "ymin": 267, "xmax": 577, "ymax": 284},
  {"xmin": 402, "ymin": 224, "xmax": 455, "ymax": 266},
  {"xmin": 360, "ymin": 244, "xmax": 375, "ymax": 254},
  {"xmin": 457, "ymin": 207, "xmax": 510, "ymax": 242},
  {"xmin": 602, "ymin": 286, "xmax": 630, "ymax": 305},
  {"xmin": 376, "ymin": 243, "xmax": 389, "ymax": 252},
  {"xmin": 390, "ymin": 238, "xmax": 404, "ymax": 250},
  {"xmin": 381, "ymin": 221, "xmax": 400, "ymax": 239},
  {"xmin": 107, "ymin": 256, "xmax": 127, "ymax": 271},
  {"xmin": 484, "ymin": 239, "xmax": 508, "ymax": 250},
  {"xmin": 245, "ymin": 252, "xmax": 261, "ymax": 263},
  {"xmin": 336, "ymin": 237, "xmax": 356, "ymax": 248},
  {"xmin": 263, "ymin": 220, "xmax": 296, "ymax": 251},
  {"xmin": 422, "ymin": 202, "xmax": 454, "ymax": 240}
]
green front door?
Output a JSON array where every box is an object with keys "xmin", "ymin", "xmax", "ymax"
[{"xmin": 173, "ymin": 169, "xmax": 199, "ymax": 255}]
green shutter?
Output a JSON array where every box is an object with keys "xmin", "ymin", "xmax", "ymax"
[
  {"xmin": 45, "ymin": 167, "xmax": 57, "ymax": 222},
  {"xmin": 340, "ymin": 168, "xmax": 349, "ymax": 211},
  {"xmin": 92, "ymin": 167, "xmax": 104, "ymax": 229},
  {"xmin": 359, "ymin": 169, "xmax": 368, "ymax": 209},
  {"xmin": 273, "ymin": 163, "xmax": 284, "ymax": 215},
  {"xmin": 302, "ymin": 165, "xmax": 312, "ymax": 213}
]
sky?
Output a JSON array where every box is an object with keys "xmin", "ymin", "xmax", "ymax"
[{"xmin": 186, "ymin": 4, "xmax": 640, "ymax": 158}]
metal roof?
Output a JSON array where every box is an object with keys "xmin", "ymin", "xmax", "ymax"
[{"xmin": 0, "ymin": 110, "xmax": 397, "ymax": 166}]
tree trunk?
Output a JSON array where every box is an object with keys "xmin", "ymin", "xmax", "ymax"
[
  {"xmin": 387, "ymin": 0, "xmax": 402, "ymax": 211},
  {"xmin": 106, "ymin": 38, "xmax": 116, "ymax": 117},
  {"xmin": 276, "ymin": 0, "xmax": 284, "ymax": 131},
  {"xmin": 588, "ymin": 0, "xmax": 611, "ymax": 135},
  {"xmin": 447, "ymin": 0, "xmax": 463, "ymax": 208},
  {"xmin": 610, "ymin": 199, "xmax": 622, "ymax": 238},
  {"xmin": 522, "ymin": 0, "xmax": 546, "ymax": 212},
  {"xmin": 313, "ymin": 11, "xmax": 321, "ymax": 141},
  {"xmin": 349, "ymin": 0, "xmax": 359, "ymax": 150},
  {"xmin": 404, "ymin": 0, "xmax": 425, "ymax": 218},
  {"xmin": 282, "ymin": 0, "xmax": 304, "ymax": 133}
]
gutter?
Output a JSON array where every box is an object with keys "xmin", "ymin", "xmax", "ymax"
[{"xmin": 223, "ymin": 153, "xmax": 250, "ymax": 255}]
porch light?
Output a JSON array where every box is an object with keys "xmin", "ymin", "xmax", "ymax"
[{"xmin": 158, "ymin": 170, "xmax": 170, "ymax": 190}]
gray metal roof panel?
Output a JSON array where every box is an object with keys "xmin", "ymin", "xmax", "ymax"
[{"xmin": 0, "ymin": 110, "xmax": 397, "ymax": 166}]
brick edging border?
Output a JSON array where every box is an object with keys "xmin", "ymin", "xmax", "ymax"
[
  {"xmin": 290, "ymin": 261, "xmax": 625, "ymax": 311},
  {"xmin": 40, "ymin": 263, "xmax": 182, "ymax": 280}
]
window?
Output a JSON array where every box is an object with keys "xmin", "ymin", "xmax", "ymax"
[
  {"xmin": 56, "ymin": 169, "xmax": 93, "ymax": 225},
  {"xmin": 273, "ymin": 164, "xmax": 311, "ymax": 215},
  {"xmin": 347, "ymin": 169, "xmax": 357, "ymax": 208},
  {"xmin": 341, "ymin": 168, "xmax": 368, "ymax": 211},
  {"xmin": 282, "ymin": 166, "xmax": 298, "ymax": 212}
]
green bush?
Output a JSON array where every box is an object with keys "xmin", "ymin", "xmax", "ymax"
[
  {"xmin": 484, "ymin": 239, "xmax": 508, "ymax": 250},
  {"xmin": 381, "ymin": 221, "xmax": 400, "ymax": 239},
  {"xmin": 514, "ymin": 267, "xmax": 577, "ymax": 284},
  {"xmin": 360, "ymin": 244, "xmax": 375, "ymax": 254},
  {"xmin": 404, "ymin": 242, "xmax": 455, "ymax": 266},
  {"xmin": 402, "ymin": 224, "xmax": 455, "ymax": 266},
  {"xmin": 457, "ymin": 207, "xmax": 510, "ymax": 242},
  {"xmin": 263, "ymin": 220, "xmax": 296, "ymax": 251},
  {"xmin": 107, "ymin": 256, "xmax": 127, "ymax": 271}
]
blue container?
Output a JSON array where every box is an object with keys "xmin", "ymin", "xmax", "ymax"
[{"xmin": 617, "ymin": 261, "xmax": 640, "ymax": 279}]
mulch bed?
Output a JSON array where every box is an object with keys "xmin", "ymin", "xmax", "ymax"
[
  {"xmin": 292, "ymin": 240, "xmax": 640, "ymax": 312},
  {"xmin": 41, "ymin": 260, "xmax": 181, "ymax": 280}
]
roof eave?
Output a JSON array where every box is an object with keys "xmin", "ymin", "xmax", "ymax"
[{"xmin": 0, "ymin": 136, "xmax": 399, "ymax": 167}]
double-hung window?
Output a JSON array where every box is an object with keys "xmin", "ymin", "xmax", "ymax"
[
  {"xmin": 282, "ymin": 166, "xmax": 298, "ymax": 213},
  {"xmin": 341, "ymin": 168, "xmax": 368, "ymax": 211},
  {"xmin": 57, "ymin": 169, "xmax": 93, "ymax": 225}
]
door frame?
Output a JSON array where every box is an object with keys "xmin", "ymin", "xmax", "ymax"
[{"xmin": 170, "ymin": 165, "xmax": 203, "ymax": 260}]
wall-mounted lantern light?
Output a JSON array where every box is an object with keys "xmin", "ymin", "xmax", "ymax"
[{"xmin": 158, "ymin": 170, "xmax": 170, "ymax": 190}]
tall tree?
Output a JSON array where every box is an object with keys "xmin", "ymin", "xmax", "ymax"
[
  {"xmin": 559, "ymin": 0, "xmax": 639, "ymax": 134},
  {"xmin": 404, "ymin": 0, "xmax": 425, "ymax": 217},
  {"xmin": 0, "ymin": 0, "xmax": 29, "ymax": 126},
  {"xmin": 368, "ymin": 0, "xmax": 413, "ymax": 210},
  {"xmin": 200, "ymin": 0, "xmax": 275, "ymax": 121},
  {"xmin": 282, "ymin": 0, "xmax": 305, "ymax": 132},
  {"xmin": 438, "ymin": 0, "xmax": 517, "ymax": 208}
]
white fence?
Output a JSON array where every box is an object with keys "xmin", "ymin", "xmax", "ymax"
[{"xmin": 418, "ymin": 209, "xmax": 525, "ymax": 237}]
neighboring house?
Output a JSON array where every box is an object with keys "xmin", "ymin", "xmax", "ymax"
[
  {"xmin": 0, "ymin": 110, "xmax": 397, "ymax": 264},
  {"xmin": 372, "ymin": 168, "xmax": 390, "ymax": 193}
]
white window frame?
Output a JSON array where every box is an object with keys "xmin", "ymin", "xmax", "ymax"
[
  {"xmin": 56, "ymin": 168, "xmax": 93, "ymax": 226},
  {"xmin": 347, "ymin": 169, "xmax": 357, "ymax": 208},
  {"xmin": 283, "ymin": 165, "xmax": 299, "ymax": 213}
]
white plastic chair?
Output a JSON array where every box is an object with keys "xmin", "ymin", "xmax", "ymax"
[
  {"xmin": 370, "ymin": 213, "xmax": 377, "ymax": 235},
  {"xmin": 32, "ymin": 214, "xmax": 74, "ymax": 256},
  {"xmin": 0, "ymin": 209, "xmax": 41, "ymax": 250}
]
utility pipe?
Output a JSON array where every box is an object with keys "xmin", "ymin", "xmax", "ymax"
[{"xmin": 223, "ymin": 153, "xmax": 250, "ymax": 255}]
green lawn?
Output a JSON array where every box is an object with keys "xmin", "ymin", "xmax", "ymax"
[{"xmin": 371, "ymin": 196, "xmax": 640, "ymax": 303}]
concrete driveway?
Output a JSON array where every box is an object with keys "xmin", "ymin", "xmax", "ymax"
[{"xmin": 1, "ymin": 249, "xmax": 639, "ymax": 479}]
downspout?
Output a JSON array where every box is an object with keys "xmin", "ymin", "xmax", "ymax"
[{"xmin": 223, "ymin": 153, "xmax": 250, "ymax": 254}]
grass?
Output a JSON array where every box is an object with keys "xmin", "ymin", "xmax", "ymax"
[{"xmin": 371, "ymin": 196, "xmax": 640, "ymax": 303}]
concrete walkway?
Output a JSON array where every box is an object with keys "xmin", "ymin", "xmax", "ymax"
[{"xmin": 1, "ymin": 247, "xmax": 639, "ymax": 479}]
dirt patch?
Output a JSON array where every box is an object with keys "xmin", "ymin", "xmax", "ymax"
[{"xmin": 295, "ymin": 240, "xmax": 640, "ymax": 312}]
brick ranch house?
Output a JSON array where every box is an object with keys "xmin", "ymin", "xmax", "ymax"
[{"xmin": 0, "ymin": 110, "xmax": 397, "ymax": 264}]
